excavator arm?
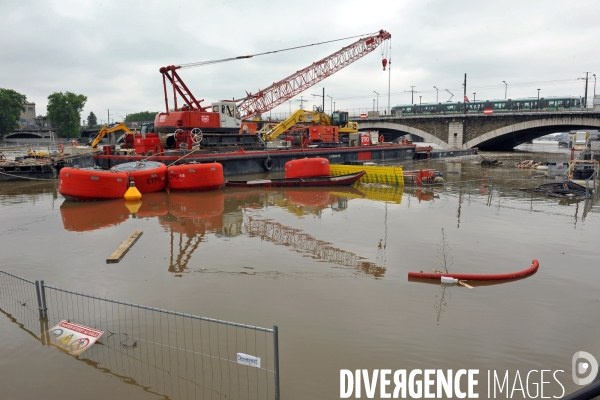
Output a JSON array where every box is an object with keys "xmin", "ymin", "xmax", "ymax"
[
  {"xmin": 263, "ymin": 108, "xmax": 360, "ymax": 142},
  {"xmin": 263, "ymin": 109, "xmax": 331, "ymax": 142},
  {"xmin": 88, "ymin": 122, "xmax": 132, "ymax": 149}
]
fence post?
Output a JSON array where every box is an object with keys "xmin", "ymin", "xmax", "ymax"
[
  {"xmin": 273, "ymin": 325, "xmax": 280, "ymax": 400},
  {"xmin": 40, "ymin": 280, "xmax": 48, "ymax": 319},
  {"xmin": 34, "ymin": 280, "xmax": 44, "ymax": 319}
]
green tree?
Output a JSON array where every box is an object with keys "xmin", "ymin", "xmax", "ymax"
[
  {"xmin": 125, "ymin": 111, "xmax": 159, "ymax": 123},
  {"xmin": 47, "ymin": 91, "xmax": 87, "ymax": 137},
  {"xmin": 0, "ymin": 88, "xmax": 27, "ymax": 138},
  {"xmin": 87, "ymin": 111, "xmax": 97, "ymax": 128}
]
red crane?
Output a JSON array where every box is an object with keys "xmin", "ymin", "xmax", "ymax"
[
  {"xmin": 154, "ymin": 30, "xmax": 391, "ymax": 149},
  {"xmin": 159, "ymin": 30, "xmax": 391, "ymax": 118},
  {"xmin": 237, "ymin": 29, "xmax": 391, "ymax": 119}
]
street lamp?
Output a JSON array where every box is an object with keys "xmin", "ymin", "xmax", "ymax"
[
  {"xmin": 372, "ymin": 99, "xmax": 375, "ymax": 112},
  {"xmin": 327, "ymin": 95, "xmax": 333, "ymax": 113},
  {"xmin": 594, "ymin": 74, "xmax": 597, "ymax": 97},
  {"xmin": 473, "ymin": 93, "xmax": 476, "ymax": 102},
  {"xmin": 373, "ymin": 91, "xmax": 380, "ymax": 112},
  {"xmin": 433, "ymin": 86, "xmax": 439, "ymax": 103},
  {"xmin": 311, "ymin": 89, "xmax": 325, "ymax": 111},
  {"xmin": 502, "ymin": 81, "xmax": 507, "ymax": 99}
]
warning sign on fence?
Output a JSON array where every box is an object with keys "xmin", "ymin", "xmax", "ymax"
[
  {"xmin": 48, "ymin": 320, "xmax": 104, "ymax": 356},
  {"xmin": 237, "ymin": 352, "xmax": 261, "ymax": 368}
]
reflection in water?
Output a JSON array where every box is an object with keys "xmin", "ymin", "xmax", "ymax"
[
  {"xmin": 0, "ymin": 180, "xmax": 58, "ymax": 205},
  {"xmin": 376, "ymin": 203, "xmax": 389, "ymax": 270},
  {"xmin": 61, "ymin": 200, "xmax": 129, "ymax": 231},
  {"xmin": 358, "ymin": 184, "xmax": 403, "ymax": 204},
  {"xmin": 245, "ymin": 217, "xmax": 385, "ymax": 277},
  {"xmin": 57, "ymin": 188, "xmax": 385, "ymax": 276},
  {"xmin": 404, "ymin": 187, "xmax": 438, "ymax": 203},
  {"xmin": 410, "ymin": 268, "xmax": 540, "ymax": 323},
  {"xmin": 162, "ymin": 191, "xmax": 224, "ymax": 274},
  {"xmin": 434, "ymin": 285, "xmax": 451, "ymax": 325},
  {"xmin": 269, "ymin": 187, "xmax": 363, "ymax": 217},
  {"xmin": 441, "ymin": 182, "xmax": 600, "ymax": 226}
]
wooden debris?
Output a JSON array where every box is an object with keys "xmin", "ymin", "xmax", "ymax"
[
  {"xmin": 106, "ymin": 230, "xmax": 143, "ymax": 264},
  {"xmin": 515, "ymin": 160, "xmax": 542, "ymax": 169},
  {"xmin": 479, "ymin": 155, "xmax": 502, "ymax": 166}
]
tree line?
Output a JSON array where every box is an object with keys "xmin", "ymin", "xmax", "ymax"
[
  {"xmin": 0, "ymin": 88, "xmax": 87, "ymax": 138},
  {"xmin": 0, "ymin": 87, "xmax": 160, "ymax": 139}
]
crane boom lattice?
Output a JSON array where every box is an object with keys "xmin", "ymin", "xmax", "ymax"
[
  {"xmin": 245, "ymin": 217, "xmax": 385, "ymax": 277},
  {"xmin": 238, "ymin": 30, "xmax": 391, "ymax": 119}
]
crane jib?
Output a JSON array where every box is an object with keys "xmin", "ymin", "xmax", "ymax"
[
  {"xmin": 158, "ymin": 31, "xmax": 390, "ymax": 118},
  {"xmin": 238, "ymin": 30, "xmax": 391, "ymax": 119}
]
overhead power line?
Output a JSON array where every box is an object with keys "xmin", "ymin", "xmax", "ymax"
[{"xmin": 332, "ymin": 78, "xmax": 584, "ymax": 102}]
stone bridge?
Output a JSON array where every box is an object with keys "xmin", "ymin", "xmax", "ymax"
[
  {"xmin": 355, "ymin": 111, "xmax": 600, "ymax": 150},
  {"xmin": 4, "ymin": 130, "xmax": 54, "ymax": 140}
]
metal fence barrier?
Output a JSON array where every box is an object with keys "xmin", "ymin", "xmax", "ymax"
[{"xmin": 0, "ymin": 270, "xmax": 280, "ymax": 400}]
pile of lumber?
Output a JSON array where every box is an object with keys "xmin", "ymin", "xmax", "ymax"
[{"xmin": 515, "ymin": 160, "xmax": 541, "ymax": 169}]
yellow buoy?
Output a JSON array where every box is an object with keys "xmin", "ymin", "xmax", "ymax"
[{"xmin": 124, "ymin": 182, "xmax": 142, "ymax": 201}]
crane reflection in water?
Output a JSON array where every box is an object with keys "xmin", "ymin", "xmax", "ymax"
[{"xmin": 58, "ymin": 185, "xmax": 410, "ymax": 277}]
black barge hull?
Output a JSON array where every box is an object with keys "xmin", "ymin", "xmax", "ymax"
[{"xmin": 92, "ymin": 144, "xmax": 474, "ymax": 176}]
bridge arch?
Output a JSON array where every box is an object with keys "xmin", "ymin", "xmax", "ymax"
[
  {"xmin": 5, "ymin": 131, "xmax": 48, "ymax": 139},
  {"xmin": 358, "ymin": 121, "xmax": 450, "ymax": 149},
  {"xmin": 464, "ymin": 116, "xmax": 600, "ymax": 150}
]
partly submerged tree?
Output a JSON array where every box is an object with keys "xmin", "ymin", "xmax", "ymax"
[
  {"xmin": 86, "ymin": 111, "xmax": 97, "ymax": 128},
  {"xmin": 0, "ymin": 88, "xmax": 27, "ymax": 138},
  {"xmin": 47, "ymin": 91, "xmax": 87, "ymax": 137}
]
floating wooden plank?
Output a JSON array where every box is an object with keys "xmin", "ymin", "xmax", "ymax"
[{"xmin": 106, "ymin": 230, "xmax": 143, "ymax": 264}]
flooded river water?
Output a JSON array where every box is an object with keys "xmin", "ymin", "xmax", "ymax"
[{"xmin": 1, "ymin": 142, "xmax": 599, "ymax": 399}]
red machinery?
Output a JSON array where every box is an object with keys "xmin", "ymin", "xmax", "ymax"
[{"xmin": 153, "ymin": 30, "xmax": 391, "ymax": 149}]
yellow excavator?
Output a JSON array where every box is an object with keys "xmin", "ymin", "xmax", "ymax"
[
  {"xmin": 87, "ymin": 122, "xmax": 132, "ymax": 149},
  {"xmin": 262, "ymin": 107, "xmax": 359, "ymax": 142}
]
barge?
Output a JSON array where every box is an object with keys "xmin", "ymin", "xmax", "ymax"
[{"xmin": 91, "ymin": 144, "xmax": 475, "ymax": 176}]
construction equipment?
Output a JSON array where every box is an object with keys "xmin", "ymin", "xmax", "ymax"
[
  {"xmin": 153, "ymin": 30, "xmax": 391, "ymax": 148},
  {"xmin": 88, "ymin": 122, "xmax": 132, "ymax": 149},
  {"xmin": 262, "ymin": 107, "xmax": 358, "ymax": 142}
]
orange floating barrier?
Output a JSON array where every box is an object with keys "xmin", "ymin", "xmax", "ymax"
[
  {"xmin": 167, "ymin": 162, "xmax": 224, "ymax": 191},
  {"xmin": 284, "ymin": 157, "xmax": 330, "ymax": 179}
]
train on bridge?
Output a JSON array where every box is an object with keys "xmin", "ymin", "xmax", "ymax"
[{"xmin": 391, "ymin": 96, "xmax": 582, "ymax": 115}]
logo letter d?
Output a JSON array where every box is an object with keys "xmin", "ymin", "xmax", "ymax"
[{"xmin": 572, "ymin": 351, "xmax": 599, "ymax": 386}]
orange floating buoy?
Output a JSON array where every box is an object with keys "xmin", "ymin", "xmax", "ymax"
[
  {"xmin": 284, "ymin": 157, "xmax": 330, "ymax": 179},
  {"xmin": 167, "ymin": 162, "xmax": 224, "ymax": 191},
  {"xmin": 112, "ymin": 161, "xmax": 168, "ymax": 193},
  {"xmin": 59, "ymin": 167, "xmax": 128, "ymax": 201}
]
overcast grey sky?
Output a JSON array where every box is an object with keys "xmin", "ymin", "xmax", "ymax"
[{"xmin": 2, "ymin": 0, "xmax": 599, "ymax": 121}]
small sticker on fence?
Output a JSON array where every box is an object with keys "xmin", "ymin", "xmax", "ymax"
[
  {"xmin": 237, "ymin": 352, "xmax": 261, "ymax": 368},
  {"xmin": 48, "ymin": 320, "xmax": 104, "ymax": 356}
]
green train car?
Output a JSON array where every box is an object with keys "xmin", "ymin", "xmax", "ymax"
[{"xmin": 391, "ymin": 96, "xmax": 582, "ymax": 115}]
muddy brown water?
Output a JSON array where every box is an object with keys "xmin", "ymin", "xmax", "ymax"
[{"xmin": 1, "ymin": 142, "xmax": 599, "ymax": 399}]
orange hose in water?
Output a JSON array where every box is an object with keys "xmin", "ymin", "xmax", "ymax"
[{"xmin": 408, "ymin": 260, "xmax": 539, "ymax": 281}]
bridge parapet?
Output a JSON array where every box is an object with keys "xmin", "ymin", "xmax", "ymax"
[{"xmin": 354, "ymin": 111, "xmax": 600, "ymax": 150}]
